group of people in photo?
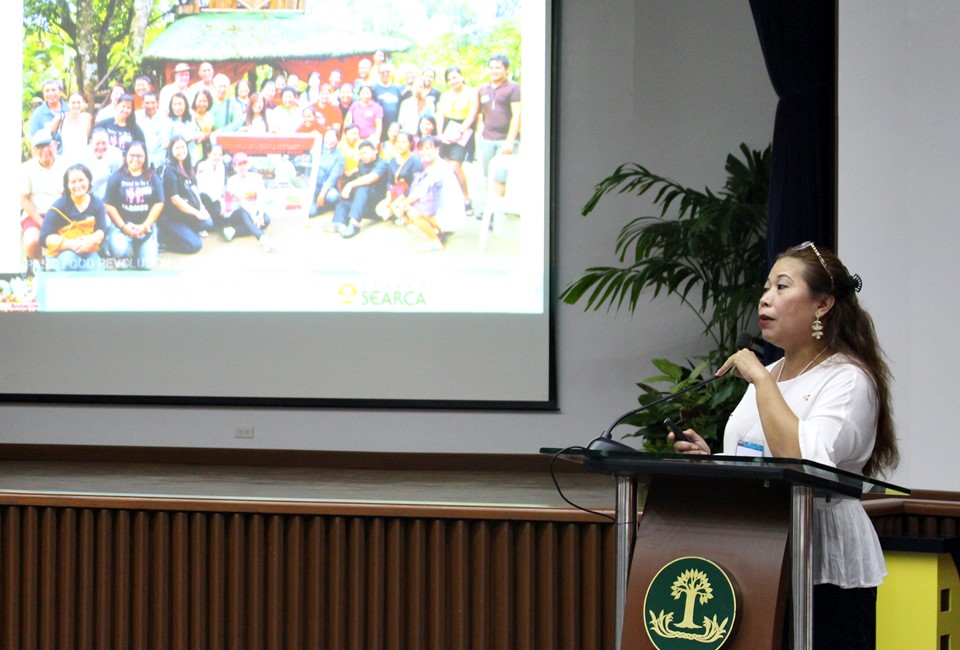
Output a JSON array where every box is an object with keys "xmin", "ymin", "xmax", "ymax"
[{"xmin": 20, "ymin": 51, "xmax": 522, "ymax": 273}]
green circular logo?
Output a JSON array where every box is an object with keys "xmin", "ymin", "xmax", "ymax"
[{"xmin": 643, "ymin": 556, "xmax": 739, "ymax": 650}]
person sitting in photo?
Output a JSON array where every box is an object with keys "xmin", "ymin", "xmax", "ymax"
[
  {"xmin": 20, "ymin": 129, "xmax": 66, "ymax": 266},
  {"xmin": 338, "ymin": 124, "xmax": 362, "ymax": 181},
  {"xmin": 104, "ymin": 141, "xmax": 164, "ymax": 270},
  {"xmin": 385, "ymin": 131, "xmax": 422, "ymax": 221},
  {"xmin": 158, "ymin": 137, "xmax": 214, "ymax": 255},
  {"xmin": 379, "ymin": 121, "xmax": 401, "ymax": 161},
  {"xmin": 331, "ymin": 140, "xmax": 390, "ymax": 239},
  {"xmin": 196, "ymin": 144, "xmax": 231, "ymax": 240},
  {"xmin": 390, "ymin": 136, "xmax": 465, "ymax": 252},
  {"xmin": 40, "ymin": 164, "xmax": 107, "ymax": 272},
  {"xmin": 224, "ymin": 152, "xmax": 272, "ymax": 252}
]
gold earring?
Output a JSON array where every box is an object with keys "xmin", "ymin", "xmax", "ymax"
[{"xmin": 812, "ymin": 314, "xmax": 824, "ymax": 340}]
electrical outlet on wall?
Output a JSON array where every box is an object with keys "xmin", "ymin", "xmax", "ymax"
[{"xmin": 234, "ymin": 425, "xmax": 255, "ymax": 439}]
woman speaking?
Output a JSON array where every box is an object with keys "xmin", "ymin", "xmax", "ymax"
[{"xmin": 671, "ymin": 242, "xmax": 898, "ymax": 649}]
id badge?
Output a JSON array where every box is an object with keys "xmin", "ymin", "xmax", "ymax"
[{"xmin": 736, "ymin": 439, "xmax": 764, "ymax": 457}]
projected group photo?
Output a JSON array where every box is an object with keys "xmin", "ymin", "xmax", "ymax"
[{"xmin": 11, "ymin": 0, "xmax": 549, "ymax": 314}]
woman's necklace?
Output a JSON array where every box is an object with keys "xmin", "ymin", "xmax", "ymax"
[{"xmin": 776, "ymin": 347, "xmax": 828, "ymax": 382}]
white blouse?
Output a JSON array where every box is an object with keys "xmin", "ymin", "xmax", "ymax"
[{"xmin": 722, "ymin": 353, "xmax": 886, "ymax": 588}]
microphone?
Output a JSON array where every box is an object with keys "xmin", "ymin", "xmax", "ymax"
[{"xmin": 585, "ymin": 331, "xmax": 757, "ymax": 452}]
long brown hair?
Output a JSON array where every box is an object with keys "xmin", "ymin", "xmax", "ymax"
[{"xmin": 779, "ymin": 244, "xmax": 898, "ymax": 477}]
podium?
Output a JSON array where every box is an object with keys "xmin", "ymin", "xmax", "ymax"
[{"xmin": 543, "ymin": 449, "xmax": 908, "ymax": 649}]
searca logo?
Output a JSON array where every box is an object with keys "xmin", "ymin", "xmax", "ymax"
[{"xmin": 336, "ymin": 284, "xmax": 427, "ymax": 308}]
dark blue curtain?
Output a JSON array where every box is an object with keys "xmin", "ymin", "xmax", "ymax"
[{"xmin": 749, "ymin": 0, "xmax": 836, "ymax": 265}]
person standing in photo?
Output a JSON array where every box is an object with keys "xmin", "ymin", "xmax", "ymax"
[
  {"xmin": 29, "ymin": 79, "xmax": 65, "ymax": 136},
  {"xmin": 136, "ymin": 91, "xmax": 167, "ymax": 168},
  {"xmin": 158, "ymin": 63, "xmax": 193, "ymax": 118},
  {"xmin": 475, "ymin": 54, "xmax": 521, "ymax": 221}
]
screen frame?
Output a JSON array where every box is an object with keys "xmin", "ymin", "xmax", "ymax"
[{"xmin": 7, "ymin": 0, "xmax": 559, "ymax": 411}]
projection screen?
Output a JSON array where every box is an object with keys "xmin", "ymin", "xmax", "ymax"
[{"xmin": 4, "ymin": 0, "xmax": 555, "ymax": 409}]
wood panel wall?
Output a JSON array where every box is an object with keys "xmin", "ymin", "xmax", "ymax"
[{"xmin": 0, "ymin": 502, "xmax": 616, "ymax": 650}]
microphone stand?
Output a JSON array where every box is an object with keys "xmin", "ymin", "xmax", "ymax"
[
  {"xmin": 586, "ymin": 373, "xmax": 727, "ymax": 452},
  {"xmin": 586, "ymin": 332, "xmax": 757, "ymax": 452}
]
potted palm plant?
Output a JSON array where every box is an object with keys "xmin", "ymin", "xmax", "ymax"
[{"xmin": 561, "ymin": 143, "xmax": 771, "ymax": 451}]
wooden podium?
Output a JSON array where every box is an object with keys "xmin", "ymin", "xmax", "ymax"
[{"xmin": 544, "ymin": 450, "xmax": 907, "ymax": 649}]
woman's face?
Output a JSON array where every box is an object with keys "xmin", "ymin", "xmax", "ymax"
[
  {"xmin": 110, "ymin": 86, "xmax": 124, "ymax": 103},
  {"xmin": 309, "ymin": 72, "xmax": 321, "ymax": 90},
  {"xmin": 134, "ymin": 78, "xmax": 150, "ymax": 96},
  {"xmin": 69, "ymin": 94, "xmax": 84, "ymax": 113},
  {"xmin": 126, "ymin": 146, "xmax": 145, "ymax": 174},
  {"xmin": 446, "ymin": 71, "xmax": 463, "ymax": 89},
  {"xmin": 252, "ymin": 95, "xmax": 265, "ymax": 113},
  {"xmin": 194, "ymin": 93, "xmax": 209, "ymax": 113},
  {"xmin": 67, "ymin": 169, "xmax": 90, "ymax": 199},
  {"xmin": 359, "ymin": 86, "xmax": 373, "ymax": 103},
  {"xmin": 172, "ymin": 96, "xmax": 187, "ymax": 118},
  {"xmin": 339, "ymin": 86, "xmax": 353, "ymax": 104},
  {"xmin": 387, "ymin": 122, "xmax": 400, "ymax": 139},
  {"xmin": 374, "ymin": 50, "xmax": 386, "ymax": 64},
  {"xmin": 171, "ymin": 139, "xmax": 189, "ymax": 163},
  {"xmin": 395, "ymin": 134, "xmax": 411, "ymax": 155},
  {"xmin": 302, "ymin": 110, "xmax": 316, "ymax": 127},
  {"xmin": 115, "ymin": 100, "xmax": 133, "ymax": 123},
  {"xmin": 758, "ymin": 257, "xmax": 827, "ymax": 351},
  {"xmin": 237, "ymin": 80, "xmax": 250, "ymax": 100},
  {"xmin": 419, "ymin": 118, "xmax": 434, "ymax": 135},
  {"xmin": 208, "ymin": 147, "xmax": 223, "ymax": 164}
]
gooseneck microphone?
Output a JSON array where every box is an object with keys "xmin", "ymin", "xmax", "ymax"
[{"xmin": 585, "ymin": 331, "xmax": 757, "ymax": 452}]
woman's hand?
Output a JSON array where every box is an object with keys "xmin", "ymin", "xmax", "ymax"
[
  {"xmin": 668, "ymin": 429, "xmax": 710, "ymax": 455},
  {"xmin": 716, "ymin": 348, "xmax": 769, "ymax": 385},
  {"xmin": 73, "ymin": 235, "xmax": 97, "ymax": 254},
  {"xmin": 197, "ymin": 207, "xmax": 211, "ymax": 222}
]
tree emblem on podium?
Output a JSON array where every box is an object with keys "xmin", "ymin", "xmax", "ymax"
[{"xmin": 643, "ymin": 557, "xmax": 739, "ymax": 649}]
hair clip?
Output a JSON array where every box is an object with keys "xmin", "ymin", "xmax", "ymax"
[{"xmin": 849, "ymin": 272, "xmax": 862, "ymax": 293}]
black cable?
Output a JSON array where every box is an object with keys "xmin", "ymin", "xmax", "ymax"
[{"xmin": 549, "ymin": 446, "xmax": 616, "ymax": 523}]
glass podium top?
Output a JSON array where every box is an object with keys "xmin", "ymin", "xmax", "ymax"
[{"xmin": 541, "ymin": 447, "xmax": 910, "ymax": 499}]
